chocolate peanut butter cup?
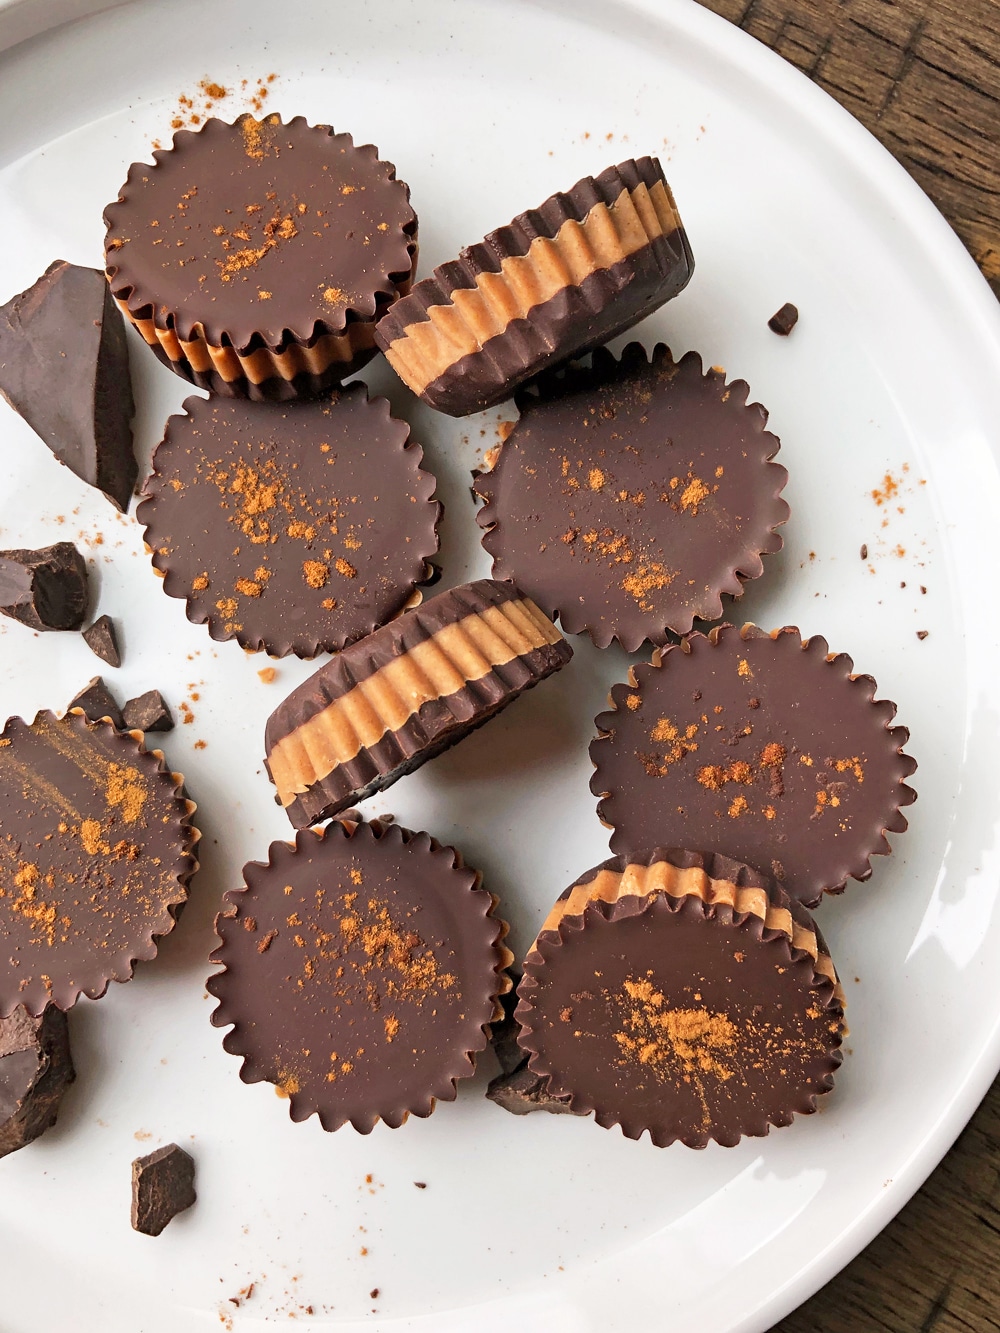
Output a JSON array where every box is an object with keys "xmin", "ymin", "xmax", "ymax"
[
  {"xmin": 208, "ymin": 818, "xmax": 513, "ymax": 1132},
  {"xmin": 137, "ymin": 388, "xmax": 440, "ymax": 658},
  {"xmin": 104, "ymin": 115, "xmax": 417, "ymax": 399},
  {"xmin": 0, "ymin": 710, "xmax": 199, "ymax": 1015},
  {"xmin": 265, "ymin": 578, "xmax": 573, "ymax": 828},
  {"xmin": 590, "ymin": 624, "xmax": 917, "ymax": 907},
  {"xmin": 375, "ymin": 159, "xmax": 693, "ymax": 416},
  {"xmin": 516, "ymin": 848, "xmax": 845, "ymax": 1149},
  {"xmin": 474, "ymin": 343, "xmax": 788, "ymax": 649}
]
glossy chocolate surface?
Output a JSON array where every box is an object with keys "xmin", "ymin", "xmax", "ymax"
[
  {"xmin": 138, "ymin": 388, "xmax": 439, "ymax": 657},
  {"xmin": 591, "ymin": 625, "xmax": 917, "ymax": 906},
  {"xmin": 209, "ymin": 820, "xmax": 506, "ymax": 1132},
  {"xmin": 476, "ymin": 344, "xmax": 788, "ymax": 649}
]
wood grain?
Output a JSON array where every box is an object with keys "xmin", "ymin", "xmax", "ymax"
[
  {"xmin": 701, "ymin": 0, "xmax": 1000, "ymax": 294},
  {"xmin": 696, "ymin": 1, "xmax": 1000, "ymax": 1327}
]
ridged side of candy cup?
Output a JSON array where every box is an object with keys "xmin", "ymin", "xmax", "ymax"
[
  {"xmin": 516, "ymin": 848, "xmax": 845, "ymax": 1149},
  {"xmin": 208, "ymin": 818, "xmax": 513, "ymax": 1133},
  {"xmin": 104, "ymin": 115, "xmax": 418, "ymax": 400},
  {"xmin": 264, "ymin": 578, "xmax": 573, "ymax": 827},
  {"xmin": 0, "ymin": 709, "xmax": 199, "ymax": 1015},
  {"xmin": 375, "ymin": 157, "xmax": 693, "ymax": 416},
  {"xmin": 590, "ymin": 623, "xmax": 917, "ymax": 908}
]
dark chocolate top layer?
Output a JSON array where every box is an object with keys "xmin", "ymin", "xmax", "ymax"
[
  {"xmin": 517, "ymin": 867, "xmax": 844, "ymax": 1148},
  {"xmin": 0, "ymin": 710, "xmax": 197, "ymax": 1015},
  {"xmin": 105, "ymin": 115, "xmax": 417, "ymax": 349},
  {"xmin": 265, "ymin": 578, "xmax": 542, "ymax": 744},
  {"xmin": 137, "ymin": 387, "xmax": 440, "ymax": 658},
  {"xmin": 208, "ymin": 820, "xmax": 507, "ymax": 1132},
  {"xmin": 590, "ymin": 625, "xmax": 917, "ymax": 907},
  {"xmin": 475, "ymin": 344, "xmax": 788, "ymax": 649},
  {"xmin": 0, "ymin": 261, "xmax": 137, "ymax": 511}
]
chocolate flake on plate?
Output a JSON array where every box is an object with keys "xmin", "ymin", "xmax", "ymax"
[{"xmin": 0, "ymin": 543, "xmax": 89, "ymax": 632}]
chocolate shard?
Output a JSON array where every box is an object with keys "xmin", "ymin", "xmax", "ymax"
[
  {"xmin": 485, "ymin": 975, "xmax": 579, "ymax": 1117},
  {"xmin": 122, "ymin": 689, "xmax": 174, "ymax": 733},
  {"xmin": 82, "ymin": 614, "xmax": 121, "ymax": 667},
  {"xmin": 0, "ymin": 542, "xmax": 89, "ymax": 631},
  {"xmin": 131, "ymin": 1143, "xmax": 196, "ymax": 1235},
  {"xmin": 0, "ymin": 1006, "xmax": 75, "ymax": 1159},
  {"xmin": 768, "ymin": 302, "xmax": 799, "ymax": 336},
  {"xmin": 486, "ymin": 1062, "xmax": 579, "ymax": 1116},
  {"xmin": 68, "ymin": 676, "xmax": 124, "ymax": 730},
  {"xmin": 0, "ymin": 261, "xmax": 137, "ymax": 510}
]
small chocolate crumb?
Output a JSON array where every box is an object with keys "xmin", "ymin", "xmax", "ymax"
[
  {"xmin": 413, "ymin": 1181, "xmax": 427, "ymax": 1189},
  {"xmin": 0, "ymin": 1006, "xmax": 75, "ymax": 1159},
  {"xmin": 767, "ymin": 302, "xmax": 799, "ymax": 336},
  {"xmin": 68, "ymin": 676, "xmax": 124, "ymax": 730},
  {"xmin": 0, "ymin": 542, "xmax": 89, "ymax": 631},
  {"xmin": 82, "ymin": 614, "xmax": 121, "ymax": 667},
  {"xmin": 122, "ymin": 689, "xmax": 174, "ymax": 733},
  {"xmin": 916, "ymin": 630, "xmax": 928, "ymax": 640},
  {"xmin": 370, "ymin": 1289, "xmax": 380, "ymax": 1300},
  {"xmin": 860, "ymin": 544, "xmax": 868, "ymax": 560},
  {"xmin": 131, "ymin": 1143, "xmax": 196, "ymax": 1235}
]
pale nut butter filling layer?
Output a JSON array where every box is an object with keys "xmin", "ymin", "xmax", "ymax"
[
  {"xmin": 534, "ymin": 859, "xmax": 845, "ymax": 1001},
  {"xmin": 382, "ymin": 179, "xmax": 683, "ymax": 396},
  {"xmin": 268, "ymin": 597, "xmax": 562, "ymax": 807},
  {"xmin": 116, "ymin": 297, "xmax": 379, "ymax": 387}
]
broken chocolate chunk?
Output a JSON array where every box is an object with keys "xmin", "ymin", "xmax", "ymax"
[
  {"xmin": 486, "ymin": 1062, "xmax": 580, "ymax": 1116},
  {"xmin": 0, "ymin": 1006, "xmax": 75, "ymax": 1160},
  {"xmin": 768, "ymin": 302, "xmax": 799, "ymax": 336},
  {"xmin": 0, "ymin": 261, "xmax": 137, "ymax": 510},
  {"xmin": 82, "ymin": 614, "xmax": 121, "ymax": 667},
  {"xmin": 122, "ymin": 689, "xmax": 174, "ymax": 733},
  {"xmin": 68, "ymin": 676, "xmax": 124, "ymax": 730},
  {"xmin": 485, "ymin": 973, "xmax": 580, "ymax": 1117},
  {"xmin": 131, "ymin": 1143, "xmax": 196, "ymax": 1235},
  {"xmin": 0, "ymin": 542, "xmax": 89, "ymax": 631}
]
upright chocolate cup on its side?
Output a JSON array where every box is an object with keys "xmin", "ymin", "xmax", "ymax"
[
  {"xmin": 376, "ymin": 158, "xmax": 693, "ymax": 416},
  {"xmin": 516, "ymin": 848, "xmax": 846, "ymax": 1149},
  {"xmin": 104, "ymin": 115, "xmax": 417, "ymax": 400},
  {"xmin": 208, "ymin": 818, "xmax": 513, "ymax": 1132},
  {"xmin": 264, "ymin": 578, "xmax": 573, "ymax": 828}
]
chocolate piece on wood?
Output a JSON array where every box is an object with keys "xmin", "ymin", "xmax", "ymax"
[
  {"xmin": 0, "ymin": 261, "xmax": 137, "ymax": 509},
  {"xmin": 68, "ymin": 676, "xmax": 124, "ymax": 730},
  {"xmin": 0, "ymin": 1006, "xmax": 75, "ymax": 1159},
  {"xmin": 131, "ymin": 1143, "xmax": 196, "ymax": 1235},
  {"xmin": 768, "ymin": 302, "xmax": 799, "ymax": 335},
  {"xmin": 0, "ymin": 542, "xmax": 89, "ymax": 631},
  {"xmin": 82, "ymin": 615, "xmax": 121, "ymax": 667},
  {"xmin": 122, "ymin": 689, "xmax": 174, "ymax": 733}
]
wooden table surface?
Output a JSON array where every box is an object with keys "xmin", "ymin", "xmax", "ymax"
[{"xmin": 696, "ymin": 2, "xmax": 1000, "ymax": 1329}]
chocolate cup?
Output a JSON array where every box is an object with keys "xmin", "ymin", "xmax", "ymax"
[
  {"xmin": 516, "ymin": 848, "xmax": 845, "ymax": 1149},
  {"xmin": 264, "ymin": 578, "xmax": 573, "ymax": 827},
  {"xmin": 104, "ymin": 115, "xmax": 417, "ymax": 399},
  {"xmin": 137, "ymin": 387, "xmax": 441, "ymax": 659},
  {"xmin": 0, "ymin": 710, "xmax": 199, "ymax": 1015},
  {"xmin": 376, "ymin": 158, "xmax": 693, "ymax": 417},
  {"xmin": 474, "ymin": 343, "xmax": 789, "ymax": 650},
  {"xmin": 208, "ymin": 818, "xmax": 513, "ymax": 1133},
  {"xmin": 590, "ymin": 624, "xmax": 917, "ymax": 908}
]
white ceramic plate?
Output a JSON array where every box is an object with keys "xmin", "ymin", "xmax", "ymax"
[{"xmin": 1, "ymin": 2, "xmax": 999, "ymax": 1329}]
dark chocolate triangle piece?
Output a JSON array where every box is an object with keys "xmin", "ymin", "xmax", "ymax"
[
  {"xmin": 0, "ymin": 542, "xmax": 89, "ymax": 630},
  {"xmin": 82, "ymin": 614, "xmax": 121, "ymax": 667},
  {"xmin": 68, "ymin": 676, "xmax": 124, "ymax": 730},
  {"xmin": 122, "ymin": 689, "xmax": 173, "ymax": 733},
  {"xmin": 0, "ymin": 261, "xmax": 137, "ymax": 510}
]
